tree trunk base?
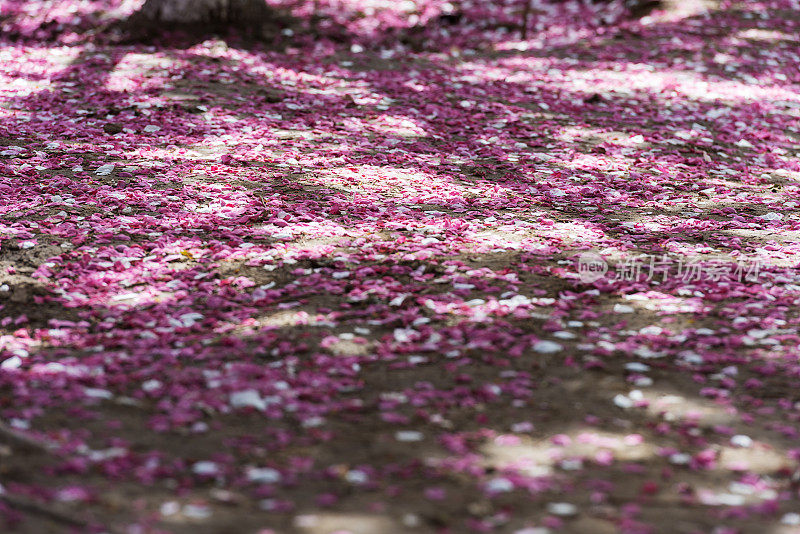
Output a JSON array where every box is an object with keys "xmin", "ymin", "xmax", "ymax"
[
  {"xmin": 137, "ymin": 0, "xmax": 272, "ymax": 24},
  {"xmin": 122, "ymin": 0, "xmax": 287, "ymax": 42}
]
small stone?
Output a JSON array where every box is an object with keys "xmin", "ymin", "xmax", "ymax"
[
  {"xmin": 345, "ymin": 470, "xmax": 369, "ymax": 484},
  {"xmin": 230, "ymin": 390, "xmax": 266, "ymax": 411},
  {"xmin": 395, "ymin": 430, "xmax": 423, "ymax": 442},
  {"xmin": 560, "ymin": 459, "xmax": 583, "ymax": 471},
  {"xmin": 83, "ymin": 388, "xmax": 113, "ymax": 399},
  {"xmin": 192, "ymin": 461, "xmax": 219, "ymax": 476},
  {"xmin": 95, "ymin": 164, "xmax": 115, "ymax": 176},
  {"xmin": 547, "ymin": 502, "xmax": 578, "ymax": 516},
  {"xmin": 0, "ymin": 356, "xmax": 22, "ymax": 370},
  {"xmin": 782, "ymin": 513, "xmax": 800, "ymax": 525},
  {"xmin": 669, "ymin": 453, "xmax": 691, "ymax": 465},
  {"xmin": 402, "ymin": 513, "xmax": 420, "ymax": 527},
  {"xmin": 533, "ymin": 340, "xmax": 563, "ymax": 353},
  {"xmin": 730, "ymin": 435, "xmax": 753, "ymax": 448},
  {"xmin": 485, "ymin": 477, "xmax": 514, "ymax": 493},
  {"xmin": 141, "ymin": 379, "xmax": 162, "ymax": 392},
  {"xmin": 182, "ymin": 504, "xmax": 211, "ymax": 519},
  {"xmin": 247, "ymin": 467, "xmax": 282, "ymax": 484},
  {"xmin": 103, "ymin": 123, "xmax": 123, "ymax": 134},
  {"xmin": 160, "ymin": 501, "xmax": 180, "ymax": 516},
  {"xmin": 583, "ymin": 93, "xmax": 603, "ymax": 104},
  {"xmin": 613, "ymin": 394, "xmax": 634, "ymax": 409}
]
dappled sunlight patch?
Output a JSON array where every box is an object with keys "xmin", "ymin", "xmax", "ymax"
[
  {"xmin": 363, "ymin": 114, "xmax": 430, "ymax": 138},
  {"xmin": 174, "ymin": 142, "xmax": 230, "ymax": 161},
  {"xmin": 543, "ymin": 221, "xmax": 608, "ymax": 245},
  {"xmin": 481, "ymin": 429, "xmax": 656, "ymax": 477},
  {"xmin": 0, "ymin": 45, "xmax": 79, "ymax": 99},
  {"xmin": 158, "ymin": 500, "xmax": 214, "ymax": 524},
  {"xmin": 560, "ymin": 66, "xmax": 800, "ymax": 104},
  {"xmin": 641, "ymin": 390, "xmax": 737, "ymax": 426},
  {"xmin": 558, "ymin": 152, "xmax": 633, "ymax": 172},
  {"xmin": 694, "ymin": 483, "xmax": 777, "ymax": 507},
  {"xmin": 557, "ymin": 126, "xmax": 648, "ymax": 149},
  {"xmin": 239, "ymin": 309, "xmax": 334, "ymax": 330},
  {"xmin": 316, "ymin": 164, "xmax": 522, "ymax": 206},
  {"xmin": 105, "ymin": 52, "xmax": 180, "ymax": 92},
  {"xmin": 620, "ymin": 291, "xmax": 708, "ymax": 314},
  {"xmin": 321, "ymin": 333, "xmax": 372, "ymax": 357},
  {"xmin": 481, "ymin": 434, "xmax": 556, "ymax": 478},
  {"xmin": 103, "ymin": 287, "xmax": 180, "ymax": 307},
  {"xmin": 734, "ymin": 28, "xmax": 796, "ymax": 43},
  {"xmin": 0, "ymin": 333, "xmax": 42, "ymax": 361},
  {"xmin": 422, "ymin": 292, "xmax": 554, "ymax": 322},
  {"xmin": 0, "ymin": 77, "xmax": 52, "ymax": 98},
  {"xmin": 718, "ymin": 444, "xmax": 794, "ymax": 475},
  {"xmin": 291, "ymin": 512, "xmax": 399, "ymax": 534},
  {"xmin": 471, "ymin": 228, "xmax": 541, "ymax": 251}
]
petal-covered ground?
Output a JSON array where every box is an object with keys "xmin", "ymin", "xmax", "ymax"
[{"xmin": 2, "ymin": 1, "xmax": 800, "ymax": 532}]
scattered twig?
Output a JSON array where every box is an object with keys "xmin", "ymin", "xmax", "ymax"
[
  {"xmin": 0, "ymin": 421, "xmax": 60, "ymax": 456},
  {"xmin": 521, "ymin": 0, "xmax": 532, "ymax": 39},
  {"xmin": 0, "ymin": 493, "xmax": 88, "ymax": 529},
  {"xmin": 1, "ymin": 492, "xmax": 128, "ymax": 534}
]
